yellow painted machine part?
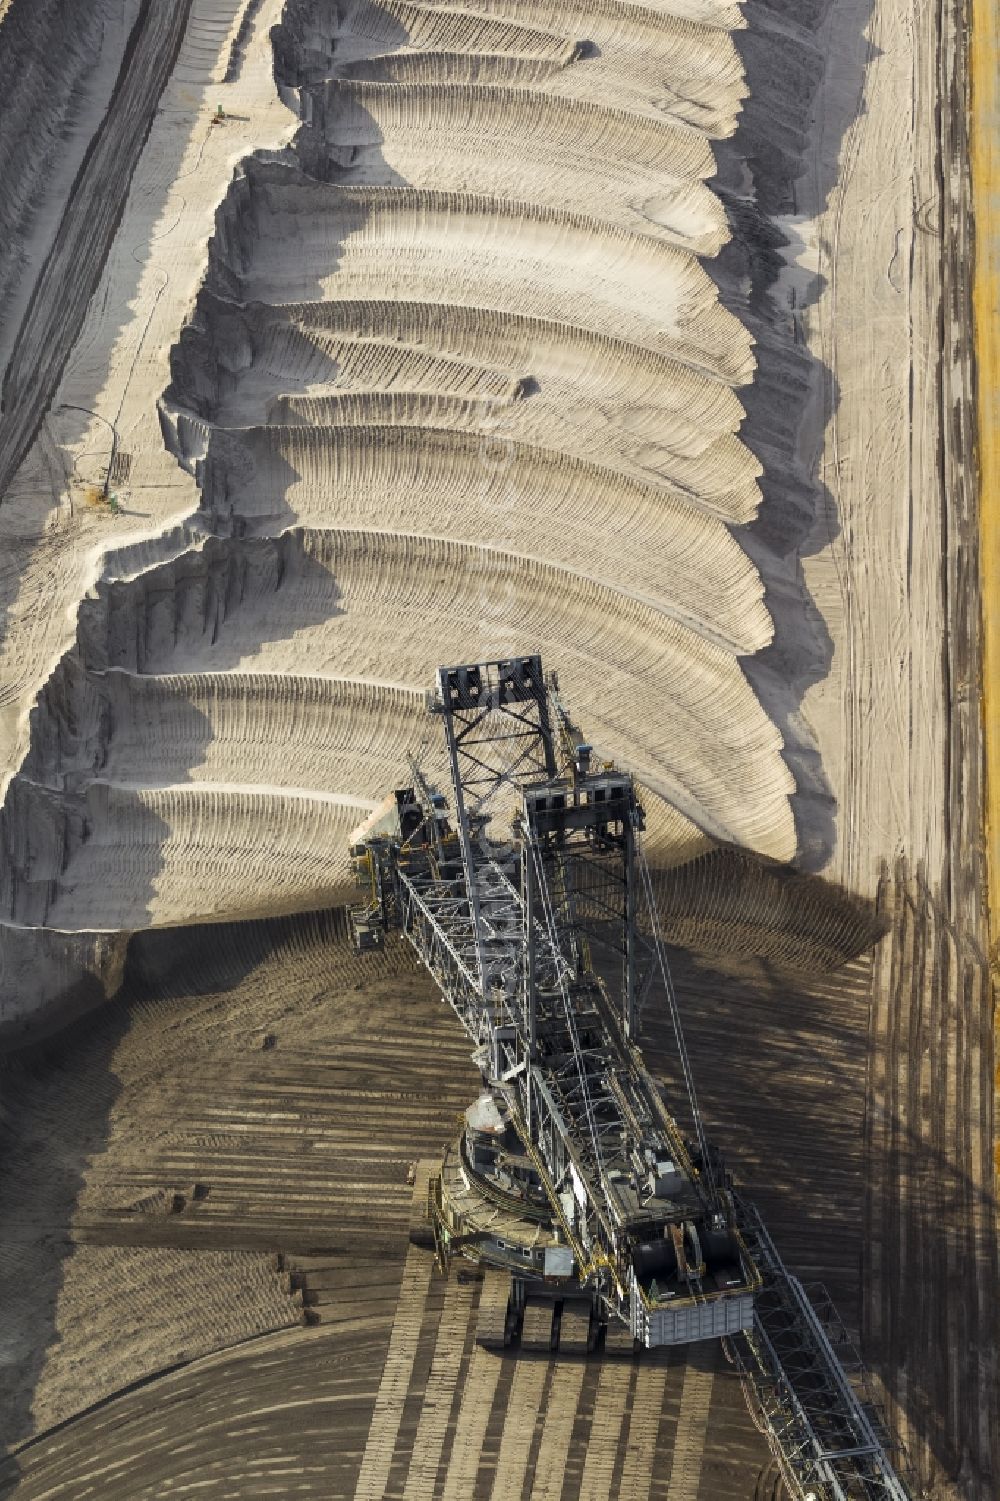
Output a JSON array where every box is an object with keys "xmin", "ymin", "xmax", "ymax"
[{"xmin": 973, "ymin": 0, "xmax": 1000, "ymax": 969}]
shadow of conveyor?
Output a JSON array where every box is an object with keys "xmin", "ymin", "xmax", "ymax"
[{"xmin": 644, "ymin": 919, "xmax": 999, "ymax": 1499}]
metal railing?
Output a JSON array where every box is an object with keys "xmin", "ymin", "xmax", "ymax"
[{"xmin": 731, "ymin": 1198, "xmax": 914, "ymax": 1501}]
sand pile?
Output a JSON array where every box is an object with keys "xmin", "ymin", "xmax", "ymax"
[{"xmin": 0, "ymin": 0, "xmax": 838, "ymax": 1045}]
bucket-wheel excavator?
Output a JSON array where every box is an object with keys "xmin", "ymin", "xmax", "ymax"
[{"xmin": 350, "ymin": 656, "xmax": 913, "ymax": 1501}]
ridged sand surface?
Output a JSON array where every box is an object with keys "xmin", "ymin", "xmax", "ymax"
[{"xmin": 0, "ymin": 0, "xmax": 803, "ymax": 1039}]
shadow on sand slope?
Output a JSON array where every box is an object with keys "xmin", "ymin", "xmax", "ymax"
[{"xmin": 711, "ymin": 0, "xmax": 878, "ymax": 873}]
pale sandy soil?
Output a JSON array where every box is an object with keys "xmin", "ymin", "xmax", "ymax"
[
  {"xmin": 0, "ymin": 0, "xmax": 993, "ymax": 1496},
  {"xmin": 797, "ymin": 0, "xmax": 958, "ymax": 901},
  {"xmin": 0, "ymin": 0, "xmax": 800, "ymax": 1042}
]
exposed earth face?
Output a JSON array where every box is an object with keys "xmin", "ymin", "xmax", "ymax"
[
  {"xmin": 0, "ymin": 0, "xmax": 808, "ymax": 1047},
  {"xmin": 0, "ymin": 0, "xmax": 993, "ymax": 1497}
]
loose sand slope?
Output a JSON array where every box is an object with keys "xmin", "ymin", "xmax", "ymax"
[
  {"xmin": 0, "ymin": 0, "xmax": 141, "ymax": 378},
  {"xmin": 0, "ymin": 0, "xmax": 806, "ymax": 1041}
]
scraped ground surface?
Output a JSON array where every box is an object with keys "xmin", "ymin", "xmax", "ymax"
[
  {"xmin": 0, "ymin": 0, "xmax": 803, "ymax": 1006},
  {"xmin": 0, "ymin": 0, "xmax": 995, "ymax": 1497},
  {"xmin": 1, "ymin": 912, "xmax": 853, "ymax": 1499}
]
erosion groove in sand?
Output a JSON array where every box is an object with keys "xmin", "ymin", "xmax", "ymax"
[
  {"xmin": 0, "ymin": 0, "xmax": 120, "ymax": 357},
  {"xmin": 297, "ymin": 81, "xmax": 728, "ymax": 252},
  {"xmin": 0, "ymin": 0, "xmax": 810, "ymax": 1034},
  {"xmin": 0, "ymin": 0, "xmax": 196, "ymax": 499},
  {"xmin": 165, "ymin": 294, "xmax": 759, "ymax": 514}
]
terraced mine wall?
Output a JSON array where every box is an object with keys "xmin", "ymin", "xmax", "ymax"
[{"xmin": 0, "ymin": 0, "xmax": 880, "ymax": 1046}]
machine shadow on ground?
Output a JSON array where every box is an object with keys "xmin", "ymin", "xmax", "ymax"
[
  {"xmin": 0, "ymin": 908, "xmax": 378, "ymax": 1469},
  {"xmin": 0, "ymin": 1005, "xmax": 129, "ymax": 1458}
]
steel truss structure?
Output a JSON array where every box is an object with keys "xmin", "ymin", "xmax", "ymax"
[
  {"xmin": 732, "ymin": 1200, "xmax": 914, "ymax": 1500},
  {"xmin": 353, "ymin": 655, "xmax": 756, "ymax": 1344},
  {"xmin": 350, "ymin": 656, "xmax": 914, "ymax": 1499}
]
